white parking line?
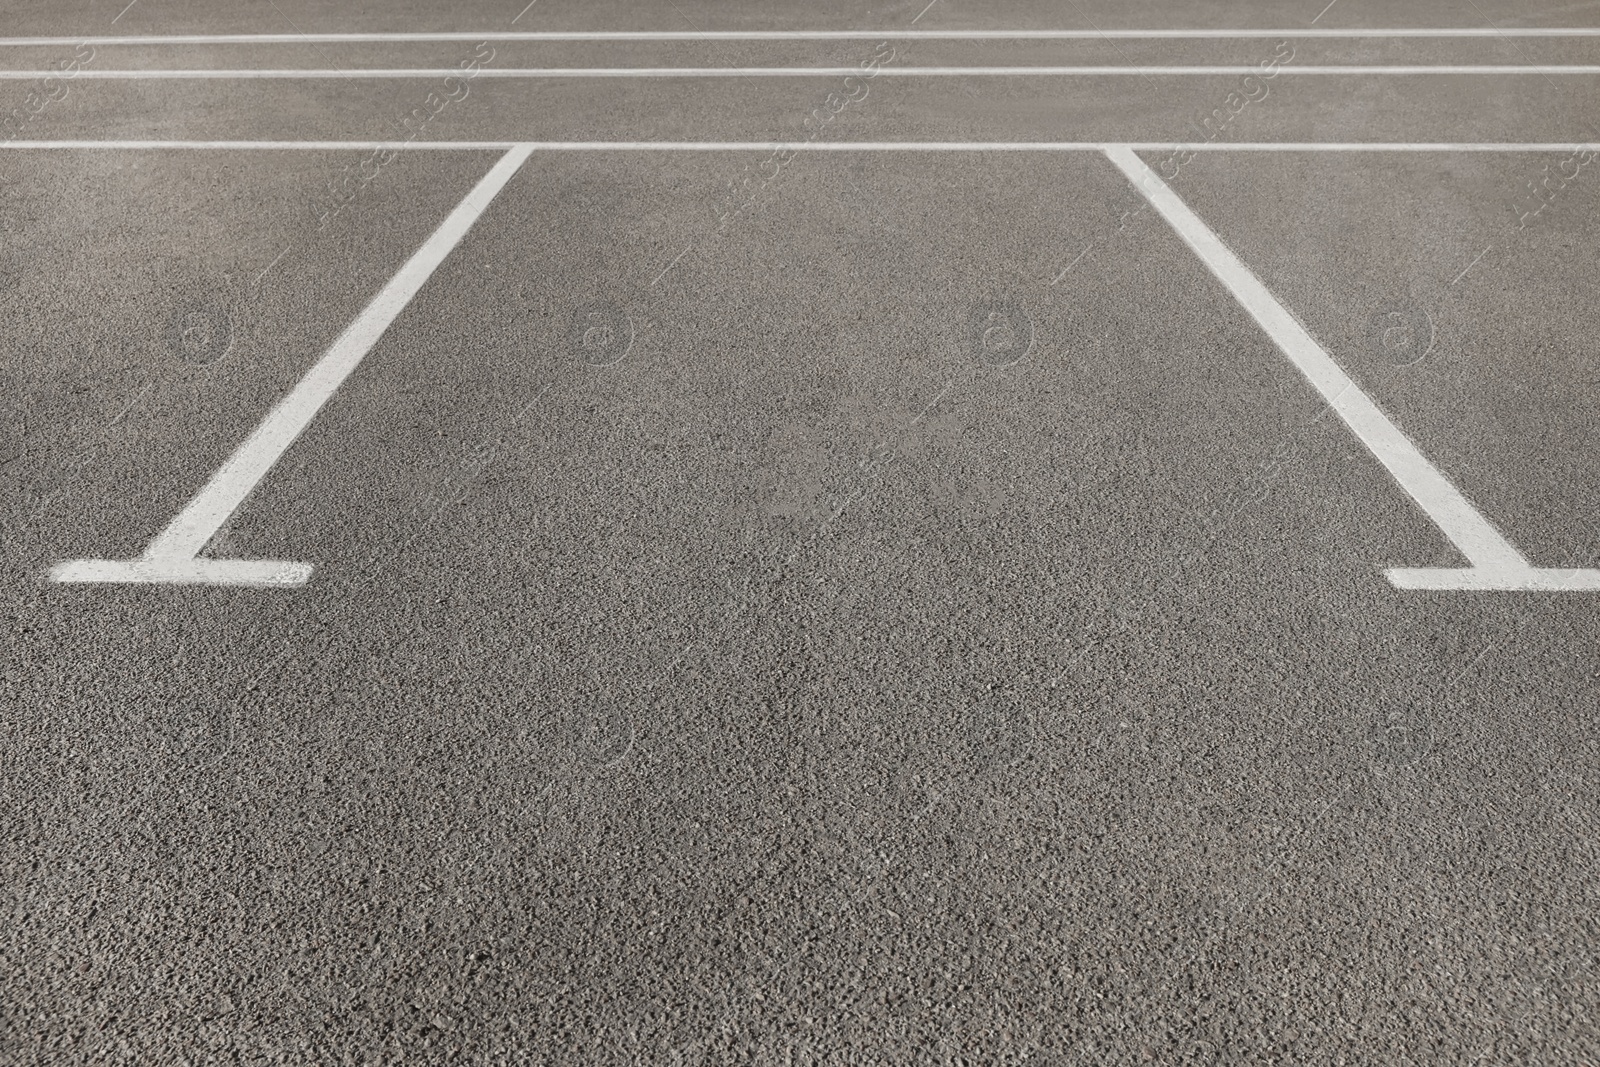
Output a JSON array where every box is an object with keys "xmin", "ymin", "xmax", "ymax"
[
  {"xmin": 1103, "ymin": 145, "xmax": 1600, "ymax": 592},
  {"xmin": 5, "ymin": 65, "xmax": 1600, "ymax": 77},
  {"xmin": 48, "ymin": 144, "xmax": 535, "ymax": 588},
  {"xmin": 2, "ymin": 141, "xmax": 1600, "ymax": 152},
  {"xmin": 3, "ymin": 29, "xmax": 1600, "ymax": 44},
  {"xmin": 34, "ymin": 138, "xmax": 1600, "ymax": 591}
]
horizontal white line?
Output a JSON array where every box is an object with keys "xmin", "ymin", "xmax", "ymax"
[
  {"xmin": 5, "ymin": 28, "xmax": 1600, "ymax": 45},
  {"xmin": 2, "ymin": 141, "xmax": 1598, "ymax": 152},
  {"xmin": 0, "ymin": 140, "xmax": 527, "ymax": 150},
  {"xmin": 49, "ymin": 558, "xmax": 314, "ymax": 586},
  {"xmin": 1387, "ymin": 567, "xmax": 1600, "ymax": 590},
  {"xmin": 6, "ymin": 65, "xmax": 1600, "ymax": 77},
  {"xmin": 1139, "ymin": 142, "xmax": 1600, "ymax": 151}
]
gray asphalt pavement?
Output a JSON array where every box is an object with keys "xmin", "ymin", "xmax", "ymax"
[{"xmin": 3, "ymin": 1, "xmax": 1600, "ymax": 1063}]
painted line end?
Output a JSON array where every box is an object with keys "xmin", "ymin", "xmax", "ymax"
[
  {"xmin": 1386, "ymin": 567, "xmax": 1600, "ymax": 591},
  {"xmin": 48, "ymin": 558, "xmax": 314, "ymax": 587}
]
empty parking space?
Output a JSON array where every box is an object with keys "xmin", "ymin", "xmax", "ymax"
[
  {"xmin": 0, "ymin": 148, "xmax": 502, "ymax": 580},
  {"xmin": 1157, "ymin": 148, "xmax": 1600, "ymax": 572},
  {"xmin": 5, "ymin": 3, "xmax": 1600, "ymax": 1062}
]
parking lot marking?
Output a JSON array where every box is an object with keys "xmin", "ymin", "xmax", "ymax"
[
  {"xmin": 47, "ymin": 144, "xmax": 535, "ymax": 588},
  {"xmin": 4, "ymin": 141, "xmax": 1600, "ymax": 152},
  {"xmin": 1103, "ymin": 145, "xmax": 1600, "ymax": 592},
  {"xmin": 49, "ymin": 558, "xmax": 318, "ymax": 586},
  {"xmin": 8, "ymin": 65, "xmax": 1600, "ymax": 78},
  {"xmin": 1385, "ymin": 568, "xmax": 1600, "ymax": 590},
  {"xmin": 30, "ymin": 139, "xmax": 1600, "ymax": 592},
  {"xmin": 3, "ymin": 141, "xmax": 1600, "ymax": 151},
  {"xmin": 5, "ymin": 29, "xmax": 1600, "ymax": 44}
]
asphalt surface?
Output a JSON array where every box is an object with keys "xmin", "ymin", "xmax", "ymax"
[{"xmin": 3, "ymin": 1, "xmax": 1600, "ymax": 1064}]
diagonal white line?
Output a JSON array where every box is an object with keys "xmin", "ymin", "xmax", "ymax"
[
  {"xmin": 649, "ymin": 244, "xmax": 694, "ymax": 286},
  {"xmin": 1444, "ymin": 643, "xmax": 1494, "ymax": 686},
  {"xmin": 1450, "ymin": 245, "xmax": 1492, "ymax": 285},
  {"xmin": 104, "ymin": 382, "xmax": 153, "ymax": 429},
  {"xmin": 1049, "ymin": 241, "xmax": 1095, "ymax": 284},
  {"xmin": 252, "ymin": 245, "xmax": 291, "ymax": 287},
  {"xmin": 1102, "ymin": 145, "xmax": 1529, "ymax": 574},
  {"xmin": 139, "ymin": 145, "xmax": 534, "ymax": 562}
]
